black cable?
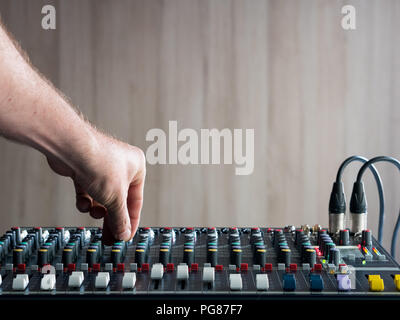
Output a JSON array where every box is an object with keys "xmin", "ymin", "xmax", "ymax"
[
  {"xmin": 356, "ymin": 156, "xmax": 400, "ymax": 258},
  {"xmin": 335, "ymin": 156, "xmax": 385, "ymax": 243}
]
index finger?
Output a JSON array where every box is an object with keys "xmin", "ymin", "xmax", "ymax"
[{"xmin": 127, "ymin": 174, "xmax": 145, "ymax": 237}]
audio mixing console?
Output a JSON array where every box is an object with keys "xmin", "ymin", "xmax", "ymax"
[{"xmin": 0, "ymin": 225, "xmax": 399, "ymax": 298}]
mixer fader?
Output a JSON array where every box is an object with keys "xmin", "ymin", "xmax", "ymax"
[{"xmin": 0, "ymin": 225, "xmax": 399, "ymax": 298}]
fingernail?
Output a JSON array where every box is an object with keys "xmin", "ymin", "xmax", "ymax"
[{"xmin": 117, "ymin": 229, "xmax": 131, "ymax": 241}]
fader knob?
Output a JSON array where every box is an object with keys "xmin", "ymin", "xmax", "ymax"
[
  {"xmin": 362, "ymin": 229, "xmax": 372, "ymax": 248},
  {"xmin": 135, "ymin": 249, "xmax": 146, "ymax": 267},
  {"xmin": 274, "ymin": 235, "xmax": 286, "ymax": 247},
  {"xmin": 339, "ymin": 229, "xmax": 350, "ymax": 246},
  {"xmin": 207, "ymin": 237, "xmax": 218, "ymax": 266},
  {"xmin": 38, "ymin": 248, "xmax": 49, "ymax": 267},
  {"xmin": 305, "ymin": 248, "xmax": 316, "ymax": 267},
  {"xmin": 55, "ymin": 227, "xmax": 65, "ymax": 245},
  {"xmin": 159, "ymin": 248, "xmax": 171, "ymax": 266},
  {"xmin": 230, "ymin": 247, "xmax": 242, "ymax": 267},
  {"xmin": 12, "ymin": 227, "xmax": 21, "ymax": 245},
  {"xmin": 329, "ymin": 247, "xmax": 340, "ymax": 266},
  {"xmin": 279, "ymin": 247, "xmax": 291, "ymax": 266},
  {"xmin": 159, "ymin": 232, "xmax": 172, "ymax": 265},
  {"xmin": 318, "ymin": 229, "xmax": 328, "ymax": 240},
  {"xmin": 324, "ymin": 242, "xmax": 335, "ymax": 261},
  {"xmin": 0, "ymin": 235, "xmax": 11, "ymax": 254},
  {"xmin": 23, "ymin": 236, "xmax": 34, "ymax": 254},
  {"xmin": 273, "ymin": 230, "xmax": 283, "ymax": 245},
  {"xmin": 183, "ymin": 246, "xmax": 195, "ymax": 266},
  {"xmin": 86, "ymin": 247, "xmax": 99, "ymax": 267},
  {"xmin": 13, "ymin": 247, "xmax": 25, "ymax": 265},
  {"xmin": 34, "ymin": 227, "xmax": 42, "ymax": 247},
  {"xmin": 320, "ymin": 237, "xmax": 332, "ymax": 255},
  {"xmin": 91, "ymin": 241, "xmax": 103, "ymax": 257},
  {"xmin": 318, "ymin": 234, "xmax": 331, "ymax": 250},
  {"xmin": 207, "ymin": 247, "xmax": 218, "ymax": 267},
  {"xmin": 135, "ymin": 233, "xmax": 150, "ymax": 267},
  {"xmin": 295, "ymin": 229, "xmax": 304, "ymax": 245},
  {"xmin": 229, "ymin": 227, "xmax": 239, "ymax": 236},
  {"xmin": 43, "ymin": 241, "xmax": 55, "ymax": 260},
  {"xmin": 111, "ymin": 247, "xmax": 123, "ymax": 265},
  {"xmin": 254, "ymin": 247, "xmax": 266, "ymax": 266},
  {"xmin": 62, "ymin": 247, "xmax": 74, "ymax": 265},
  {"xmin": 300, "ymin": 240, "xmax": 312, "ymax": 254}
]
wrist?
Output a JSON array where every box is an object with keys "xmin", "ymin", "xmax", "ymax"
[{"xmin": 27, "ymin": 97, "xmax": 101, "ymax": 181}]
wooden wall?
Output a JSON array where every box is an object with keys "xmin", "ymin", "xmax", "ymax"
[{"xmin": 0, "ymin": 0, "xmax": 399, "ymax": 258}]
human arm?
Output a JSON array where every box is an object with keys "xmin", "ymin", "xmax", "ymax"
[{"xmin": 0, "ymin": 22, "xmax": 146, "ymax": 244}]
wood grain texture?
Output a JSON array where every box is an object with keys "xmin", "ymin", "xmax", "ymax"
[{"xmin": 0, "ymin": 0, "xmax": 399, "ymax": 257}]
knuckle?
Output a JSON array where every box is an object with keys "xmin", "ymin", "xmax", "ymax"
[{"xmin": 132, "ymin": 146, "xmax": 146, "ymax": 167}]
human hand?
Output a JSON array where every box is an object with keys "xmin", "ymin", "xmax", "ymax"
[{"xmin": 46, "ymin": 131, "xmax": 146, "ymax": 245}]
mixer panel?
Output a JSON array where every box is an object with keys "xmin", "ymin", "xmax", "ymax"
[{"xmin": 0, "ymin": 226, "xmax": 399, "ymax": 297}]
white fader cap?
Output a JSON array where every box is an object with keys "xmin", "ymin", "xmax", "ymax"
[
  {"xmin": 68, "ymin": 271, "xmax": 84, "ymax": 288},
  {"xmin": 12, "ymin": 274, "xmax": 29, "ymax": 291},
  {"xmin": 40, "ymin": 274, "xmax": 56, "ymax": 290},
  {"xmin": 202, "ymin": 267, "xmax": 215, "ymax": 283},
  {"xmin": 122, "ymin": 272, "xmax": 136, "ymax": 289},
  {"xmin": 256, "ymin": 274, "xmax": 269, "ymax": 290},
  {"xmin": 176, "ymin": 265, "xmax": 189, "ymax": 281},
  {"xmin": 229, "ymin": 274, "xmax": 242, "ymax": 291},
  {"xmin": 95, "ymin": 272, "xmax": 110, "ymax": 289},
  {"xmin": 150, "ymin": 263, "xmax": 164, "ymax": 280}
]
